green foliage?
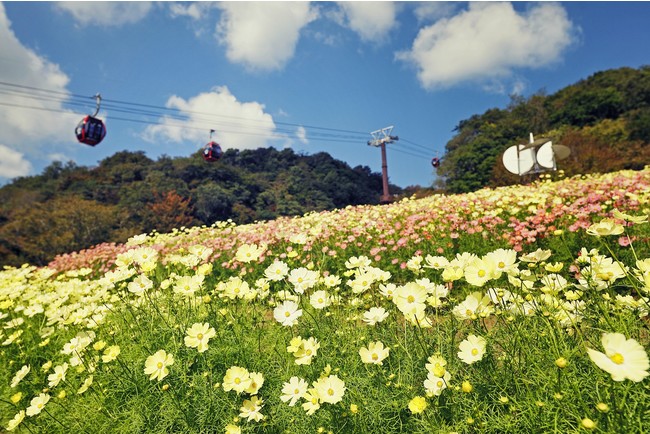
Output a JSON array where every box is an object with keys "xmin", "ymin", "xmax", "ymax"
[
  {"xmin": 440, "ymin": 66, "xmax": 650, "ymax": 193},
  {"xmin": 0, "ymin": 196, "xmax": 129, "ymax": 266},
  {"xmin": 1, "ymin": 170, "xmax": 649, "ymax": 433},
  {"xmin": 0, "ymin": 148, "xmax": 396, "ymax": 267}
]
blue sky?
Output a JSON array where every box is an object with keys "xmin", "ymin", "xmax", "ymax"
[{"xmin": 0, "ymin": 1, "xmax": 648, "ymax": 189}]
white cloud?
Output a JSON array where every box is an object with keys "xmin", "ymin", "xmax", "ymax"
[
  {"xmin": 142, "ymin": 86, "xmax": 278, "ymax": 150},
  {"xmin": 0, "ymin": 144, "xmax": 32, "ymax": 179},
  {"xmin": 168, "ymin": 2, "xmax": 215, "ymax": 20},
  {"xmin": 296, "ymin": 126, "xmax": 308, "ymax": 145},
  {"xmin": 336, "ymin": 2, "xmax": 397, "ymax": 43},
  {"xmin": 56, "ymin": 2, "xmax": 153, "ymax": 26},
  {"xmin": 48, "ymin": 152, "xmax": 72, "ymax": 163},
  {"xmin": 397, "ymin": 2, "xmax": 577, "ymax": 90},
  {"xmin": 412, "ymin": 2, "xmax": 458, "ymax": 23},
  {"xmin": 0, "ymin": 3, "xmax": 74, "ymax": 155},
  {"xmin": 216, "ymin": 2, "xmax": 318, "ymax": 71}
]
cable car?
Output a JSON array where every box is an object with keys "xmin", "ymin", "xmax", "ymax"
[
  {"xmin": 431, "ymin": 157, "xmax": 441, "ymax": 168},
  {"xmin": 75, "ymin": 94, "xmax": 106, "ymax": 146},
  {"xmin": 203, "ymin": 141, "xmax": 223, "ymax": 162},
  {"xmin": 202, "ymin": 130, "xmax": 223, "ymax": 162}
]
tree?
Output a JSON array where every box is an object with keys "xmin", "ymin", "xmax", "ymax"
[
  {"xmin": 0, "ymin": 196, "xmax": 127, "ymax": 266},
  {"xmin": 193, "ymin": 182, "xmax": 234, "ymax": 224},
  {"xmin": 146, "ymin": 191, "xmax": 196, "ymax": 233}
]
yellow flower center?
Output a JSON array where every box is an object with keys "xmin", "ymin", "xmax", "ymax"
[
  {"xmin": 157, "ymin": 362, "xmax": 163, "ymax": 369},
  {"xmin": 311, "ymin": 397, "xmax": 318, "ymax": 404},
  {"xmin": 407, "ymin": 295, "xmax": 415, "ymax": 303},
  {"xmin": 372, "ymin": 353, "xmax": 378, "ymax": 360},
  {"xmin": 297, "ymin": 278, "xmax": 303, "ymax": 283},
  {"xmin": 318, "ymin": 298, "xmax": 324, "ymax": 303},
  {"xmin": 284, "ymin": 311, "xmax": 291, "ymax": 317},
  {"xmin": 610, "ymin": 353, "xmax": 624, "ymax": 365},
  {"xmin": 234, "ymin": 378, "xmax": 241, "ymax": 385},
  {"xmin": 306, "ymin": 349, "xmax": 312, "ymax": 356},
  {"xmin": 294, "ymin": 388, "xmax": 300, "ymax": 394},
  {"xmin": 466, "ymin": 309, "xmax": 473, "ymax": 316},
  {"xmin": 327, "ymin": 388, "xmax": 334, "ymax": 396},
  {"xmin": 197, "ymin": 333, "xmax": 203, "ymax": 340},
  {"xmin": 498, "ymin": 261, "xmax": 505, "ymax": 269},
  {"xmin": 437, "ymin": 380, "xmax": 443, "ymax": 387},
  {"xmin": 471, "ymin": 348, "xmax": 479, "ymax": 356},
  {"xmin": 478, "ymin": 270, "xmax": 486, "ymax": 278},
  {"xmin": 276, "ymin": 269, "xmax": 282, "ymax": 274},
  {"xmin": 38, "ymin": 403, "xmax": 43, "ymax": 409}
]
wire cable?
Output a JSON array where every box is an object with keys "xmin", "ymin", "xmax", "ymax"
[{"xmin": 0, "ymin": 80, "xmax": 434, "ymax": 162}]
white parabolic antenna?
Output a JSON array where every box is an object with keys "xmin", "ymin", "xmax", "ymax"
[
  {"xmin": 503, "ymin": 133, "xmax": 571, "ymax": 176},
  {"xmin": 552, "ymin": 144, "xmax": 571, "ymax": 160},
  {"xmin": 503, "ymin": 144, "xmax": 535, "ymax": 175},
  {"xmin": 536, "ymin": 141, "xmax": 556, "ymax": 169}
]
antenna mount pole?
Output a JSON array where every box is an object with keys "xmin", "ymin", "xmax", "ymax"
[{"xmin": 368, "ymin": 125, "xmax": 398, "ymax": 203}]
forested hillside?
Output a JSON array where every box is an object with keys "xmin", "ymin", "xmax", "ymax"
[
  {"xmin": 437, "ymin": 66, "xmax": 650, "ymax": 192},
  {"xmin": 3, "ymin": 66, "xmax": 648, "ymax": 267},
  {"xmin": 0, "ymin": 148, "xmax": 399, "ymax": 266}
]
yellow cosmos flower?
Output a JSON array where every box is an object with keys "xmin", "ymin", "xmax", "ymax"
[
  {"xmin": 239, "ymin": 396, "xmax": 265, "ymax": 422},
  {"xmin": 359, "ymin": 341, "xmax": 390, "ymax": 365},
  {"xmin": 301, "ymin": 387, "xmax": 321, "ymax": 415},
  {"xmin": 224, "ymin": 423, "xmax": 241, "ymax": 434},
  {"xmin": 222, "ymin": 366, "xmax": 252, "ymax": 394},
  {"xmin": 6, "ymin": 410, "xmax": 25, "ymax": 431},
  {"xmin": 587, "ymin": 332, "xmax": 649, "ymax": 382},
  {"xmin": 47, "ymin": 363, "xmax": 68, "ymax": 388},
  {"xmin": 77, "ymin": 375, "xmax": 93, "ymax": 394},
  {"xmin": 26, "ymin": 393, "xmax": 50, "ymax": 417},
  {"xmin": 184, "ymin": 322, "xmax": 216, "ymax": 353},
  {"xmin": 424, "ymin": 370, "xmax": 451, "ymax": 396},
  {"xmin": 612, "ymin": 208, "xmax": 648, "ymax": 224},
  {"xmin": 586, "ymin": 219, "xmax": 625, "ymax": 237},
  {"xmin": 245, "ymin": 371, "xmax": 264, "ymax": 395},
  {"xmin": 10, "ymin": 365, "xmax": 30, "ymax": 388},
  {"xmin": 144, "ymin": 350, "xmax": 174, "ymax": 382},
  {"xmin": 313, "ymin": 374, "xmax": 346, "ymax": 404},
  {"xmin": 408, "ymin": 396, "xmax": 427, "ymax": 414},
  {"xmin": 235, "ymin": 243, "xmax": 266, "ymax": 263},
  {"xmin": 10, "ymin": 392, "xmax": 22, "ymax": 404},
  {"xmin": 102, "ymin": 345, "xmax": 121, "ymax": 363}
]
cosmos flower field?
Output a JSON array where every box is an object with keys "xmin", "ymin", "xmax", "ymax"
[{"xmin": 2, "ymin": 168, "xmax": 650, "ymax": 433}]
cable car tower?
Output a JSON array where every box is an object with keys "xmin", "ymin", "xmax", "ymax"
[{"xmin": 368, "ymin": 125, "xmax": 399, "ymax": 203}]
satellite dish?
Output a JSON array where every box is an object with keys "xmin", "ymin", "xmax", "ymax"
[
  {"xmin": 552, "ymin": 144, "xmax": 571, "ymax": 160},
  {"xmin": 536, "ymin": 141, "xmax": 556, "ymax": 169},
  {"xmin": 503, "ymin": 144, "xmax": 535, "ymax": 175},
  {"xmin": 504, "ymin": 133, "xmax": 571, "ymax": 177}
]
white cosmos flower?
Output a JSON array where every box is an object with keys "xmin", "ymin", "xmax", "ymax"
[{"xmin": 587, "ymin": 332, "xmax": 649, "ymax": 382}]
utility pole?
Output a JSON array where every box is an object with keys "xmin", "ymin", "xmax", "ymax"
[{"xmin": 368, "ymin": 126, "xmax": 399, "ymax": 203}]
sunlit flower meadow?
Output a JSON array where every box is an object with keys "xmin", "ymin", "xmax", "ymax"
[{"xmin": 2, "ymin": 168, "xmax": 650, "ymax": 433}]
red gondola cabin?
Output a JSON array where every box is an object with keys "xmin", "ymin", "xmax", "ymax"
[
  {"xmin": 203, "ymin": 141, "xmax": 223, "ymax": 162},
  {"xmin": 75, "ymin": 115, "xmax": 106, "ymax": 146}
]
